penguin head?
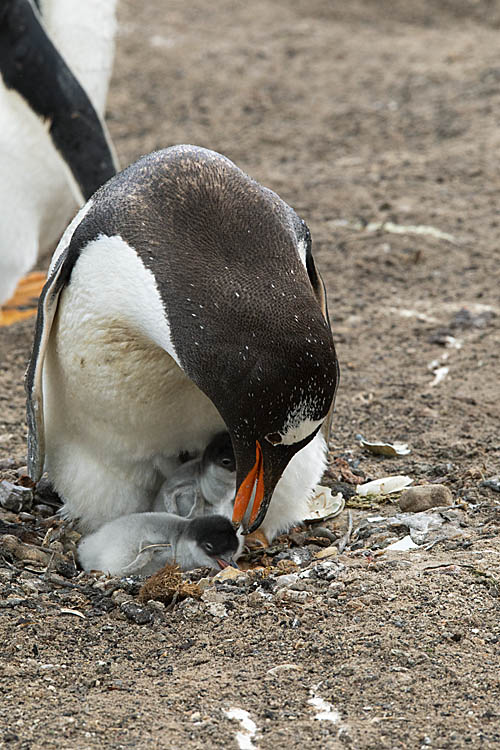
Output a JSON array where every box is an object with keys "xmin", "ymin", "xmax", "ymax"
[
  {"xmin": 183, "ymin": 514, "xmax": 241, "ymax": 569},
  {"xmin": 202, "ymin": 432, "xmax": 236, "ymax": 473},
  {"xmin": 219, "ymin": 327, "xmax": 337, "ymax": 534}
]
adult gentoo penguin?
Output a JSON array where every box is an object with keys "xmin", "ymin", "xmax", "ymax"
[
  {"xmin": 0, "ymin": 0, "xmax": 118, "ymax": 304},
  {"xmin": 26, "ymin": 145, "xmax": 339, "ymax": 540}
]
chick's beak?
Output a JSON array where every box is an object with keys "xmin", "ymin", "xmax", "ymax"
[{"xmin": 215, "ymin": 557, "xmax": 239, "ymax": 570}]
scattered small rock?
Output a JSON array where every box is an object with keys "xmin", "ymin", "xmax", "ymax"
[
  {"xmin": 312, "ymin": 561, "xmax": 344, "ymax": 581},
  {"xmin": 480, "ymin": 476, "xmax": 500, "ymax": 493},
  {"xmin": 205, "ymin": 602, "xmax": 227, "ymax": 618},
  {"xmin": 328, "ymin": 581, "xmax": 346, "ymax": 598},
  {"xmin": 111, "ymin": 589, "xmax": 133, "ymax": 605},
  {"xmin": 33, "ymin": 503, "xmax": 55, "ymax": 518},
  {"xmin": 177, "ymin": 599, "xmax": 205, "ymax": 619},
  {"xmin": 0, "ymin": 481, "xmax": 33, "ymax": 513},
  {"xmin": 276, "ymin": 589, "xmax": 309, "ymax": 604},
  {"xmin": 399, "ymin": 484, "xmax": 453, "ymax": 512},
  {"xmin": 213, "ymin": 566, "xmax": 246, "ymax": 582},
  {"xmin": 120, "ymin": 601, "xmax": 153, "ymax": 625},
  {"xmin": 274, "ymin": 548, "xmax": 314, "ymax": 566},
  {"xmin": 273, "ymin": 573, "xmax": 300, "ymax": 590},
  {"xmin": 314, "ymin": 545, "xmax": 338, "ymax": 560},
  {"xmin": 449, "ymin": 308, "xmax": 496, "ymax": 330}
]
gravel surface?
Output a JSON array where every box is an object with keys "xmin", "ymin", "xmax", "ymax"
[{"xmin": 1, "ymin": 1, "xmax": 499, "ymax": 748}]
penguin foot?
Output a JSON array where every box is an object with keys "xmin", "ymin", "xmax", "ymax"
[{"xmin": 0, "ymin": 272, "xmax": 46, "ymax": 326}]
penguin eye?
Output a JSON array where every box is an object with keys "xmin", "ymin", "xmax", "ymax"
[
  {"xmin": 221, "ymin": 457, "xmax": 233, "ymax": 468},
  {"xmin": 203, "ymin": 541, "xmax": 214, "ymax": 554},
  {"xmin": 265, "ymin": 432, "xmax": 282, "ymax": 446}
]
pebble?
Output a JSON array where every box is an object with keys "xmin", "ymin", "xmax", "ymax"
[
  {"xmin": 399, "ymin": 484, "xmax": 453, "ymax": 512},
  {"xmin": 120, "ymin": 602, "xmax": 153, "ymax": 625},
  {"xmin": 111, "ymin": 590, "xmax": 133, "ymax": 605},
  {"xmin": 273, "ymin": 573, "xmax": 299, "ymax": 590},
  {"xmin": 247, "ymin": 590, "xmax": 268, "ymax": 607},
  {"xmin": 213, "ymin": 566, "xmax": 246, "ymax": 582},
  {"xmin": 276, "ymin": 589, "xmax": 309, "ymax": 604},
  {"xmin": 312, "ymin": 561, "xmax": 344, "ymax": 581},
  {"xmin": 177, "ymin": 599, "xmax": 205, "ymax": 619},
  {"xmin": 480, "ymin": 476, "xmax": 500, "ymax": 493},
  {"xmin": 147, "ymin": 600, "xmax": 166, "ymax": 616},
  {"xmin": 314, "ymin": 545, "xmax": 338, "ymax": 560},
  {"xmin": 201, "ymin": 589, "xmax": 227, "ymax": 604},
  {"xmin": 33, "ymin": 503, "xmax": 55, "ymax": 517},
  {"xmin": 205, "ymin": 602, "xmax": 227, "ymax": 618},
  {"xmin": 0, "ymin": 481, "xmax": 33, "ymax": 512},
  {"xmin": 328, "ymin": 582, "xmax": 346, "ymax": 598},
  {"xmin": 274, "ymin": 548, "xmax": 314, "ymax": 566}
]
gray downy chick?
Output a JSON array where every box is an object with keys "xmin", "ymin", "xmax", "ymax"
[
  {"xmin": 78, "ymin": 512, "xmax": 241, "ymax": 577},
  {"xmin": 153, "ymin": 432, "xmax": 236, "ymax": 518}
]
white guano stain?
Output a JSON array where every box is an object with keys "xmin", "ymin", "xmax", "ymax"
[
  {"xmin": 225, "ymin": 707, "xmax": 258, "ymax": 750},
  {"xmin": 430, "ymin": 366, "xmax": 449, "ymax": 387},
  {"xmin": 308, "ymin": 690, "xmax": 340, "ymax": 723}
]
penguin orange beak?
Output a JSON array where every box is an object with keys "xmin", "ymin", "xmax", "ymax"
[{"xmin": 232, "ymin": 441, "xmax": 265, "ymax": 533}]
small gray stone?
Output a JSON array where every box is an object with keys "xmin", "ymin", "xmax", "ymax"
[
  {"xmin": 312, "ymin": 561, "xmax": 344, "ymax": 581},
  {"xmin": 276, "ymin": 589, "xmax": 309, "ymax": 604},
  {"xmin": 274, "ymin": 548, "xmax": 314, "ymax": 566},
  {"xmin": 274, "ymin": 574, "xmax": 300, "ymax": 590},
  {"xmin": 328, "ymin": 581, "xmax": 346, "ymax": 598},
  {"xmin": 120, "ymin": 602, "xmax": 153, "ymax": 625},
  {"xmin": 206, "ymin": 602, "xmax": 227, "ymax": 618},
  {"xmin": 147, "ymin": 599, "xmax": 166, "ymax": 613},
  {"xmin": 0, "ymin": 481, "xmax": 33, "ymax": 512},
  {"xmin": 177, "ymin": 599, "xmax": 205, "ymax": 619},
  {"xmin": 201, "ymin": 589, "xmax": 227, "ymax": 604},
  {"xmin": 399, "ymin": 484, "xmax": 453, "ymax": 512},
  {"xmin": 481, "ymin": 476, "xmax": 500, "ymax": 493},
  {"xmin": 111, "ymin": 589, "xmax": 132, "ymax": 605},
  {"xmin": 33, "ymin": 503, "xmax": 55, "ymax": 517}
]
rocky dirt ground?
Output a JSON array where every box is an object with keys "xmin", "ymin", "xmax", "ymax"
[{"xmin": 1, "ymin": 1, "xmax": 500, "ymax": 748}]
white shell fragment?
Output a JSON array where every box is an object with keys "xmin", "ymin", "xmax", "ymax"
[
  {"xmin": 306, "ymin": 485, "xmax": 345, "ymax": 522},
  {"xmin": 384, "ymin": 535, "xmax": 420, "ymax": 551},
  {"xmin": 214, "ymin": 566, "xmax": 246, "ymax": 582},
  {"xmin": 357, "ymin": 434, "xmax": 411, "ymax": 457},
  {"xmin": 314, "ymin": 545, "xmax": 338, "ymax": 560},
  {"xmin": 356, "ymin": 475, "xmax": 413, "ymax": 496},
  {"xmin": 430, "ymin": 366, "xmax": 449, "ymax": 387}
]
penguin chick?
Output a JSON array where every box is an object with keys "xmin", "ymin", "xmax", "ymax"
[
  {"xmin": 153, "ymin": 430, "xmax": 326, "ymax": 547},
  {"xmin": 152, "ymin": 432, "xmax": 236, "ymax": 518},
  {"xmin": 78, "ymin": 513, "xmax": 241, "ymax": 577}
]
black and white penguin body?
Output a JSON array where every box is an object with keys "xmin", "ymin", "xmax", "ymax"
[
  {"xmin": 0, "ymin": 0, "xmax": 118, "ymax": 303},
  {"xmin": 153, "ymin": 432, "xmax": 236, "ymax": 518},
  {"xmin": 27, "ymin": 145, "xmax": 339, "ymax": 539},
  {"xmin": 77, "ymin": 512, "xmax": 241, "ymax": 576}
]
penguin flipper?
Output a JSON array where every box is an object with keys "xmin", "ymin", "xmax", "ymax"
[
  {"xmin": 121, "ymin": 542, "xmax": 172, "ymax": 575},
  {"xmin": 25, "ymin": 250, "xmax": 69, "ymax": 482}
]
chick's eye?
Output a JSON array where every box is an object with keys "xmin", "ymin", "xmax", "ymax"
[
  {"xmin": 221, "ymin": 458, "xmax": 232, "ymax": 467},
  {"xmin": 203, "ymin": 542, "xmax": 214, "ymax": 554}
]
